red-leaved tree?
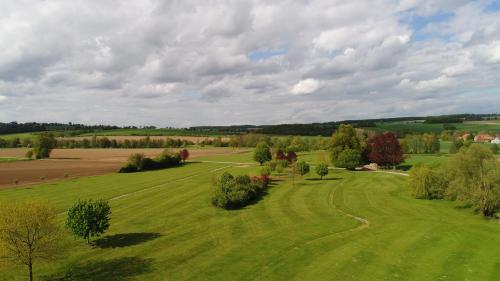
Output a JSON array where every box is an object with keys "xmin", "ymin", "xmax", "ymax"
[
  {"xmin": 275, "ymin": 149, "xmax": 286, "ymax": 160},
  {"xmin": 179, "ymin": 149, "xmax": 189, "ymax": 162},
  {"xmin": 286, "ymin": 151, "xmax": 297, "ymax": 163},
  {"xmin": 367, "ymin": 132, "xmax": 403, "ymax": 168}
]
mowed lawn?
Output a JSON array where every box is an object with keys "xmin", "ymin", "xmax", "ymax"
[{"xmin": 0, "ymin": 152, "xmax": 499, "ymax": 280}]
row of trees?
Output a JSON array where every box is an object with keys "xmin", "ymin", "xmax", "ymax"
[
  {"xmin": 409, "ymin": 145, "xmax": 500, "ymax": 217},
  {"xmin": 400, "ymin": 133, "xmax": 440, "ymax": 154},
  {"xmin": 228, "ymin": 134, "xmax": 329, "ymax": 151},
  {"xmin": 329, "ymin": 124, "xmax": 404, "ymax": 170},
  {"xmin": 58, "ymin": 136, "xmax": 194, "ymax": 149},
  {"xmin": 0, "ymin": 199, "xmax": 112, "ymax": 281},
  {"xmin": 253, "ymin": 142, "xmax": 329, "ymax": 180},
  {"xmin": 119, "ymin": 149, "xmax": 188, "ymax": 173}
]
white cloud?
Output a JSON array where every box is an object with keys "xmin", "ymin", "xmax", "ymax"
[
  {"xmin": 0, "ymin": 0, "xmax": 499, "ymax": 126},
  {"xmin": 291, "ymin": 79, "xmax": 320, "ymax": 95},
  {"xmin": 0, "ymin": 96, "xmax": 6, "ymax": 103}
]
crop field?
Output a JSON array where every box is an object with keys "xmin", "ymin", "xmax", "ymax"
[
  {"xmin": 77, "ymin": 128, "xmax": 225, "ymax": 137},
  {"xmin": 0, "ymin": 150, "xmax": 499, "ymax": 281},
  {"xmin": 0, "ymin": 148, "xmax": 248, "ymax": 189}
]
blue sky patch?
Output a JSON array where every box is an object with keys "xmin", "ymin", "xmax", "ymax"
[
  {"xmin": 248, "ymin": 48, "xmax": 287, "ymax": 61},
  {"xmin": 403, "ymin": 10, "xmax": 454, "ymax": 41}
]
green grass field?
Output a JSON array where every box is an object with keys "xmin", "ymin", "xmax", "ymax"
[
  {"xmin": 0, "ymin": 157, "xmax": 28, "ymax": 162},
  {"xmin": 374, "ymin": 121, "xmax": 500, "ymax": 134},
  {"xmin": 0, "ymin": 151, "xmax": 499, "ymax": 281},
  {"xmin": 0, "ymin": 132, "xmax": 38, "ymax": 140}
]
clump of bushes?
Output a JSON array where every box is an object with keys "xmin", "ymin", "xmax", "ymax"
[
  {"xmin": 409, "ymin": 144, "xmax": 500, "ymax": 217},
  {"xmin": 119, "ymin": 149, "xmax": 183, "ymax": 173},
  {"xmin": 212, "ymin": 172, "xmax": 270, "ymax": 210}
]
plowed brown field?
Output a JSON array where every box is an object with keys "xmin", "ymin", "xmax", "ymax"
[{"xmin": 0, "ymin": 148, "xmax": 247, "ymax": 189}]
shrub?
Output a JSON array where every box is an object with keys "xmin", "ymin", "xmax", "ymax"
[
  {"xmin": 409, "ymin": 165, "xmax": 447, "ymax": 199},
  {"xmin": 179, "ymin": 149, "xmax": 189, "ymax": 162},
  {"xmin": 25, "ymin": 150, "xmax": 33, "ymax": 159},
  {"xmin": 260, "ymin": 166, "xmax": 272, "ymax": 176},
  {"xmin": 127, "ymin": 153, "xmax": 145, "ymax": 168},
  {"xmin": 119, "ymin": 163, "xmax": 138, "ymax": 173},
  {"xmin": 140, "ymin": 157, "xmax": 161, "ymax": 171},
  {"xmin": 212, "ymin": 172, "xmax": 264, "ymax": 209},
  {"xmin": 155, "ymin": 150, "xmax": 181, "ymax": 168},
  {"xmin": 252, "ymin": 174, "xmax": 271, "ymax": 189}
]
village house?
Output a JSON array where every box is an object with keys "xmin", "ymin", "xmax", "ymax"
[
  {"xmin": 492, "ymin": 135, "xmax": 500, "ymax": 144},
  {"xmin": 474, "ymin": 133, "xmax": 494, "ymax": 143}
]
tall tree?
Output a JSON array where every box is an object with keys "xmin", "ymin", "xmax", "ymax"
[
  {"xmin": 330, "ymin": 124, "xmax": 362, "ymax": 164},
  {"xmin": 66, "ymin": 199, "xmax": 111, "ymax": 244},
  {"xmin": 0, "ymin": 200, "xmax": 64, "ymax": 281},
  {"xmin": 367, "ymin": 132, "xmax": 404, "ymax": 169},
  {"xmin": 253, "ymin": 142, "xmax": 272, "ymax": 165}
]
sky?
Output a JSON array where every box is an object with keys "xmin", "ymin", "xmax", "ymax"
[{"xmin": 0, "ymin": 0, "xmax": 500, "ymax": 127}]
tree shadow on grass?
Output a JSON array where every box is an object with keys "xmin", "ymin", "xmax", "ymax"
[
  {"xmin": 92, "ymin": 232, "xmax": 161, "ymax": 249},
  {"xmin": 43, "ymin": 256, "xmax": 154, "ymax": 281}
]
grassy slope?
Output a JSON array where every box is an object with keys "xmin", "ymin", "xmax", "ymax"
[{"xmin": 0, "ymin": 152, "xmax": 499, "ymax": 281}]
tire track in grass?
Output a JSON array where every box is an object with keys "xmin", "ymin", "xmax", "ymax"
[
  {"xmin": 57, "ymin": 164, "xmax": 234, "ymax": 216},
  {"xmin": 245, "ymin": 172, "xmax": 372, "ymax": 281},
  {"xmin": 304, "ymin": 173, "xmax": 370, "ymax": 245}
]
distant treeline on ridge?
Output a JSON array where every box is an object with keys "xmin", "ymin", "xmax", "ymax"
[{"xmin": 1, "ymin": 113, "xmax": 498, "ymax": 137}]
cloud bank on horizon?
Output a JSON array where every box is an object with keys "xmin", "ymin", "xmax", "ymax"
[{"xmin": 0, "ymin": 0, "xmax": 499, "ymax": 126}]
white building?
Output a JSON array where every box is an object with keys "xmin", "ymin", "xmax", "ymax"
[{"xmin": 492, "ymin": 137, "xmax": 500, "ymax": 144}]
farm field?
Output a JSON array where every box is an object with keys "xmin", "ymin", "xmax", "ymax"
[
  {"xmin": 0, "ymin": 151, "xmax": 499, "ymax": 281},
  {"xmin": 0, "ymin": 148, "xmax": 248, "ymax": 189},
  {"xmin": 374, "ymin": 121, "xmax": 500, "ymax": 134},
  {"xmin": 77, "ymin": 128, "xmax": 225, "ymax": 137}
]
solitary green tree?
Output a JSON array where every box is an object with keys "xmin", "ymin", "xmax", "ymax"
[
  {"xmin": 0, "ymin": 200, "xmax": 64, "ymax": 281},
  {"xmin": 296, "ymin": 160, "xmax": 310, "ymax": 176},
  {"xmin": 66, "ymin": 199, "xmax": 111, "ymax": 244},
  {"xmin": 335, "ymin": 149, "xmax": 362, "ymax": 170},
  {"xmin": 253, "ymin": 142, "xmax": 272, "ymax": 165},
  {"xmin": 32, "ymin": 133, "xmax": 57, "ymax": 159},
  {"xmin": 315, "ymin": 163, "xmax": 329, "ymax": 179}
]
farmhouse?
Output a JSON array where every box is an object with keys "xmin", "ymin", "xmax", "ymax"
[
  {"xmin": 492, "ymin": 136, "xmax": 500, "ymax": 144},
  {"xmin": 474, "ymin": 133, "xmax": 494, "ymax": 143}
]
